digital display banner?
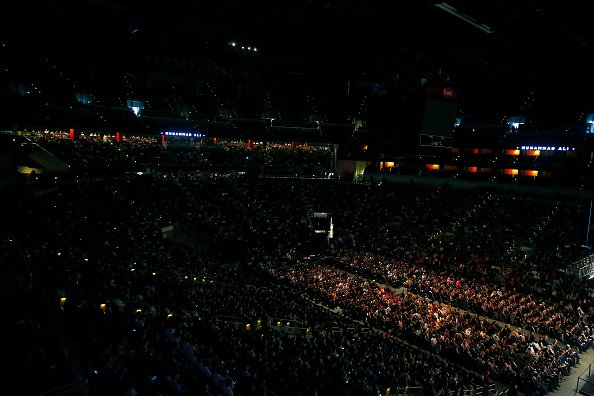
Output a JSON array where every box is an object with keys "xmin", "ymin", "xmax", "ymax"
[{"xmin": 420, "ymin": 134, "xmax": 453, "ymax": 148}]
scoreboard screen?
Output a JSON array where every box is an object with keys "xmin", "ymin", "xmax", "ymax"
[
  {"xmin": 311, "ymin": 212, "xmax": 333, "ymax": 237},
  {"xmin": 421, "ymin": 97, "xmax": 458, "ymax": 137},
  {"xmin": 419, "ymin": 97, "xmax": 458, "ymax": 148}
]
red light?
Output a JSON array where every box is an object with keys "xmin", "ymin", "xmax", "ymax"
[
  {"xmin": 467, "ymin": 167, "xmax": 477, "ymax": 173},
  {"xmin": 69, "ymin": 128, "xmax": 75, "ymax": 140},
  {"xmin": 115, "ymin": 132, "xmax": 121, "ymax": 142}
]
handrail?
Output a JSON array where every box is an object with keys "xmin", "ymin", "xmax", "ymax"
[
  {"xmin": 449, "ymin": 383, "xmax": 496, "ymax": 396},
  {"xmin": 38, "ymin": 378, "xmax": 88, "ymax": 396},
  {"xmin": 577, "ymin": 361, "xmax": 594, "ymax": 396},
  {"xmin": 385, "ymin": 385, "xmax": 423, "ymax": 395}
]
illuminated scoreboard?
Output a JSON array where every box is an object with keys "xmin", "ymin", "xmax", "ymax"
[{"xmin": 311, "ymin": 212, "xmax": 333, "ymax": 238}]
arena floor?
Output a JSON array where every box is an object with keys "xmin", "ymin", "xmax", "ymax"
[{"xmin": 553, "ymin": 348, "xmax": 594, "ymax": 396}]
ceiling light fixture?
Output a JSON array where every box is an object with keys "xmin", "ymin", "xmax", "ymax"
[{"xmin": 435, "ymin": 2, "xmax": 493, "ymax": 34}]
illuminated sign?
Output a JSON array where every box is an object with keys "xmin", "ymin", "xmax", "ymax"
[
  {"xmin": 518, "ymin": 146, "xmax": 575, "ymax": 151},
  {"xmin": 507, "ymin": 116, "xmax": 525, "ymax": 131},
  {"xmin": 426, "ymin": 86, "xmax": 458, "ymax": 100},
  {"xmin": 587, "ymin": 115, "xmax": 594, "ymax": 134},
  {"xmin": 508, "ymin": 117, "xmax": 525, "ymax": 124},
  {"xmin": 127, "ymin": 100, "xmax": 144, "ymax": 116},
  {"xmin": 162, "ymin": 131, "xmax": 204, "ymax": 137}
]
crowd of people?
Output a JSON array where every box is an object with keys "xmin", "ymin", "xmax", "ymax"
[
  {"xmin": 268, "ymin": 259, "xmax": 581, "ymax": 395},
  {"xmin": 11, "ymin": 175, "xmax": 493, "ymax": 396},
  {"xmin": 7, "ymin": 138, "xmax": 594, "ymax": 395},
  {"xmin": 331, "ymin": 250, "xmax": 592, "ymax": 350},
  {"xmin": 26, "ymin": 131, "xmax": 333, "ymax": 175}
]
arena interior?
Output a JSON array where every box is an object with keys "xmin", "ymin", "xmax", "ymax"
[{"xmin": 3, "ymin": 1, "xmax": 594, "ymax": 395}]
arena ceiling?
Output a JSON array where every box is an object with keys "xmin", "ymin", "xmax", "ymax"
[{"xmin": 3, "ymin": 0, "xmax": 594, "ymax": 126}]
